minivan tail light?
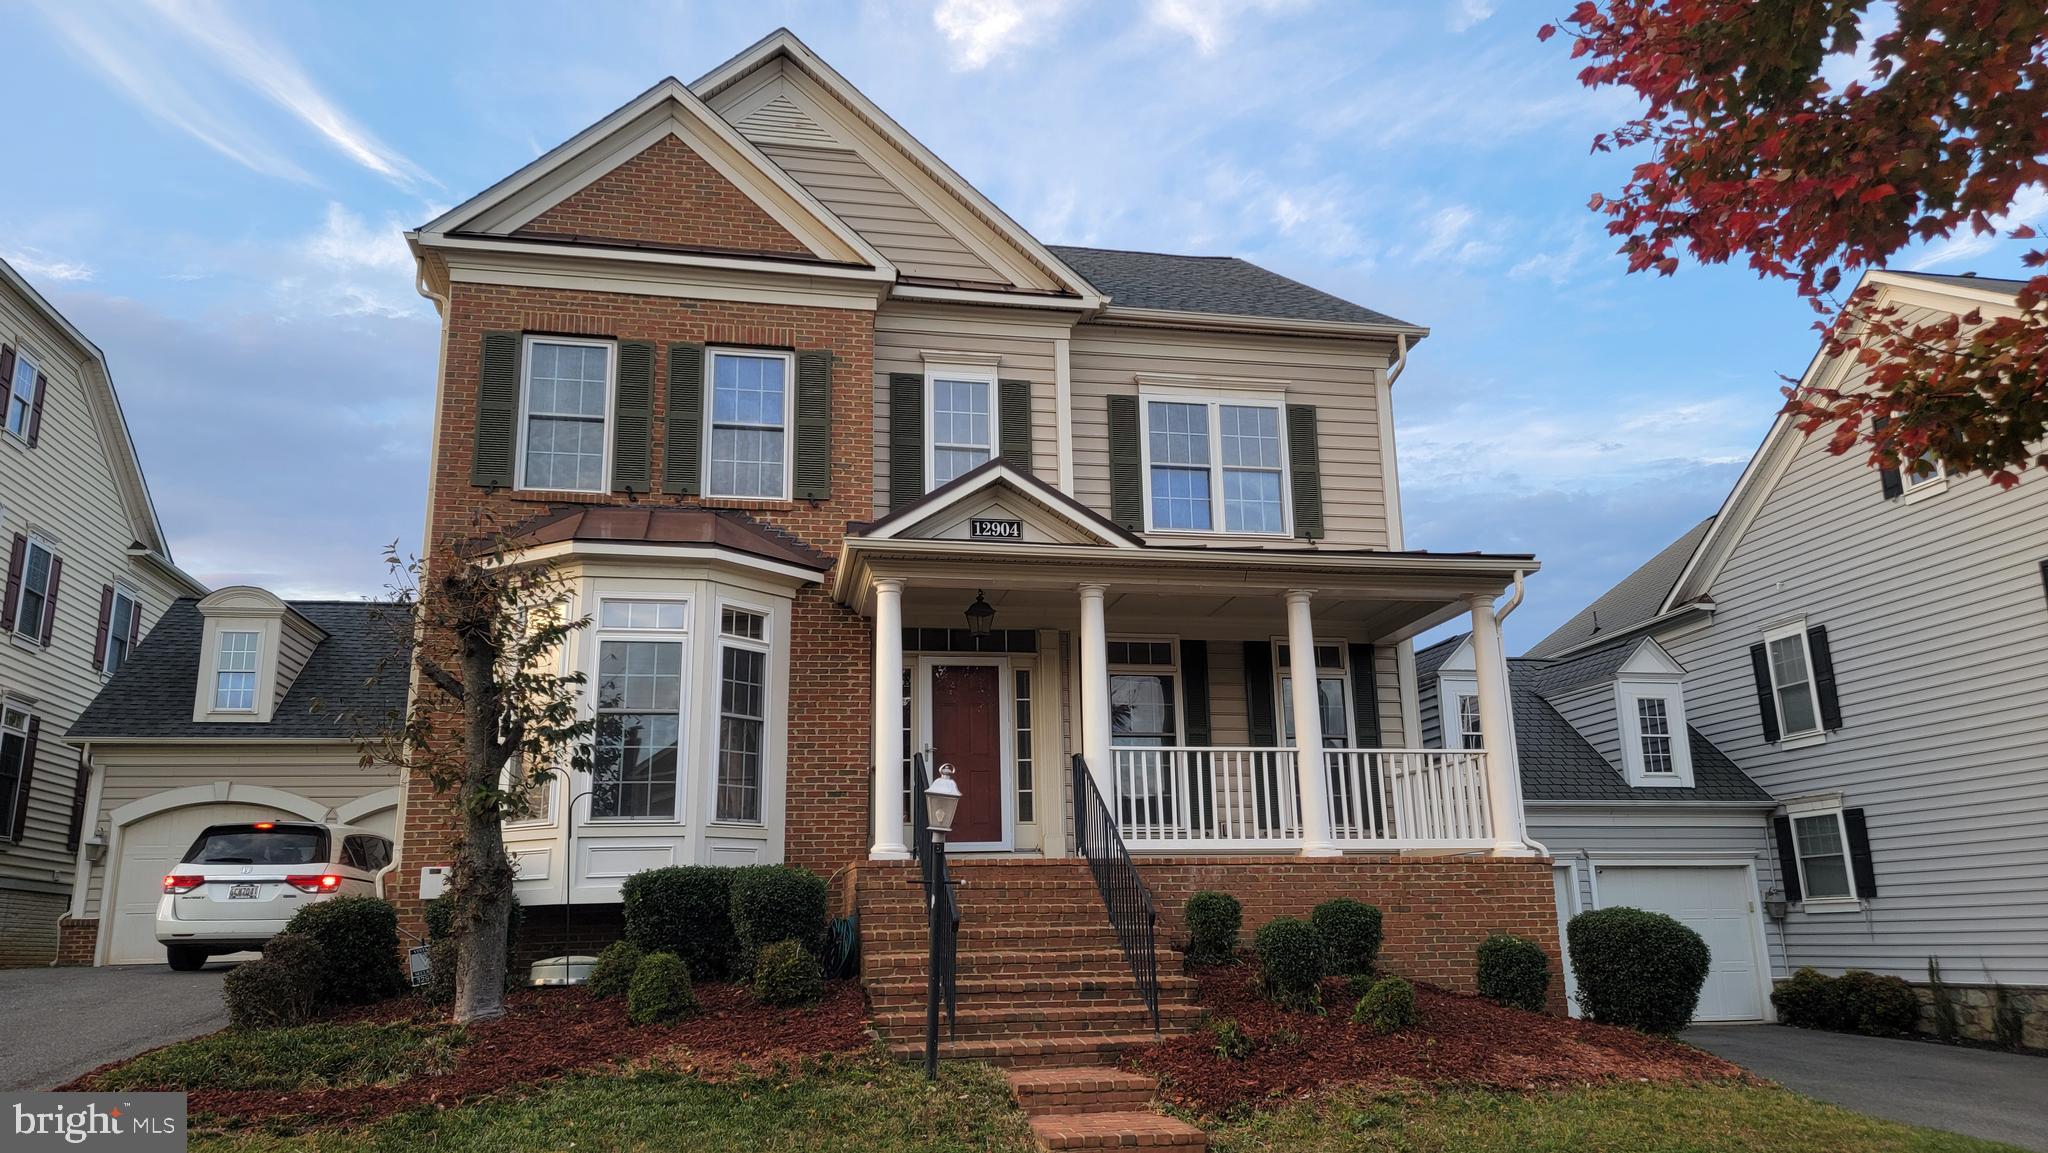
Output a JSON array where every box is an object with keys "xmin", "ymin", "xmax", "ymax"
[
  {"xmin": 163, "ymin": 875, "xmax": 203, "ymax": 894},
  {"xmin": 285, "ymin": 874, "xmax": 342, "ymax": 894}
]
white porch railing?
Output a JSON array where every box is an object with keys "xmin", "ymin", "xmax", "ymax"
[{"xmin": 1109, "ymin": 746, "xmax": 1494, "ymax": 852}]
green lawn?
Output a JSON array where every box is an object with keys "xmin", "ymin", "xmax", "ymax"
[
  {"xmin": 1204, "ymin": 1082, "xmax": 2027, "ymax": 1153},
  {"xmin": 95, "ymin": 1023, "xmax": 464, "ymax": 1093}
]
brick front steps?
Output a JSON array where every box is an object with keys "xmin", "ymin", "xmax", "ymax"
[{"xmin": 1006, "ymin": 1068, "xmax": 1208, "ymax": 1152}]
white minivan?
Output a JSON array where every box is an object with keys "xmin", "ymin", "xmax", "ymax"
[{"xmin": 157, "ymin": 821, "xmax": 392, "ymax": 970}]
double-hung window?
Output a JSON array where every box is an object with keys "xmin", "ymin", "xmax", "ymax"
[
  {"xmin": 592, "ymin": 600, "xmax": 687, "ymax": 821},
  {"xmin": 0, "ymin": 703, "xmax": 31, "ymax": 834},
  {"xmin": 1108, "ymin": 641, "xmax": 1178, "ymax": 828},
  {"xmin": 1143, "ymin": 396, "xmax": 1288, "ymax": 534},
  {"xmin": 5, "ymin": 347, "xmax": 37, "ymax": 438},
  {"xmin": 1791, "ymin": 809, "xmax": 1855, "ymax": 900},
  {"xmin": 103, "ymin": 587, "xmax": 139, "ymax": 675},
  {"xmin": 1278, "ymin": 642, "xmax": 1352, "ymax": 749},
  {"xmin": 714, "ymin": 607, "xmax": 769, "ymax": 824},
  {"xmin": 13, "ymin": 538, "xmax": 54, "ymax": 642},
  {"xmin": 1764, "ymin": 625, "xmax": 1822, "ymax": 738},
  {"xmin": 213, "ymin": 630, "xmax": 259, "ymax": 711},
  {"xmin": 518, "ymin": 337, "xmax": 611, "ymax": 493},
  {"xmin": 1456, "ymin": 694, "xmax": 1483, "ymax": 750},
  {"xmin": 927, "ymin": 368, "xmax": 995, "ymax": 489},
  {"xmin": 1636, "ymin": 698, "xmax": 1674, "ymax": 773},
  {"xmin": 707, "ymin": 349, "xmax": 791, "ymax": 499}
]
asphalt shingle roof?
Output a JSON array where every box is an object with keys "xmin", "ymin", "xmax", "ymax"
[
  {"xmin": 1890, "ymin": 271, "xmax": 2032, "ymax": 294},
  {"xmin": 1524, "ymin": 517, "xmax": 1714, "ymax": 658},
  {"xmin": 69, "ymin": 600, "xmax": 411, "ymax": 741},
  {"xmin": 1046, "ymin": 245, "xmax": 1418, "ymax": 329}
]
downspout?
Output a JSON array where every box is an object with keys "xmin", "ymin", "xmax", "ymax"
[{"xmin": 1490, "ymin": 570, "xmax": 1549, "ymax": 856}]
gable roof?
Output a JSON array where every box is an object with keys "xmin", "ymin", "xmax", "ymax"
[
  {"xmin": 1524, "ymin": 518, "xmax": 1715, "ymax": 658},
  {"xmin": 850, "ymin": 457, "xmax": 1144, "ymax": 547},
  {"xmin": 1049, "ymin": 246, "xmax": 1423, "ymax": 333},
  {"xmin": 69, "ymin": 600, "xmax": 409, "ymax": 741}
]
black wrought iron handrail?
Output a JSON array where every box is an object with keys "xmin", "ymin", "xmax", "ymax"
[
  {"xmin": 1071, "ymin": 754, "xmax": 1161, "ymax": 1035},
  {"xmin": 911, "ymin": 753, "xmax": 958, "ymax": 1077}
]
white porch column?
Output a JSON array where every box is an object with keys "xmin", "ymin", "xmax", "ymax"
[
  {"xmin": 1077, "ymin": 583, "xmax": 1113, "ymax": 794},
  {"xmin": 1466, "ymin": 592, "xmax": 1528, "ymax": 854},
  {"xmin": 1284, "ymin": 589, "xmax": 1340, "ymax": 857},
  {"xmin": 870, "ymin": 578, "xmax": 910, "ymax": 861}
]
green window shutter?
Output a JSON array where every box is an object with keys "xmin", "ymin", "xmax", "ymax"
[
  {"xmin": 1107, "ymin": 394, "xmax": 1143, "ymax": 531},
  {"xmin": 1243, "ymin": 640, "xmax": 1277, "ymax": 747},
  {"xmin": 662, "ymin": 343, "xmax": 705, "ymax": 496},
  {"xmin": 611, "ymin": 340, "xmax": 654, "ymax": 494},
  {"xmin": 888, "ymin": 372, "xmax": 924, "ymax": 509},
  {"xmin": 1287, "ymin": 403, "xmax": 1325, "ymax": 540},
  {"xmin": 1180, "ymin": 640, "xmax": 1212, "ymax": 746},
  {"xmin": 470, "ymin": 331, "xmax": 521, "ymax": 488},
  {"xmin": 794, "ymin": 350, "xmax": 834, "ymax": 500},
  {"xmin": 1347, "ymin": 643, "xmax": 1382, "ymax": 747},
  {"xmin": 998, "ymin": 378, "xmax": 1033, "ymax": 474}
]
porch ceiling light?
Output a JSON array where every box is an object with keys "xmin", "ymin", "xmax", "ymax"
[
  {"xmin": 926, "ymin": 762, "xmax": 962, "ymax": 834},
  {"xmin": 964, "ymin": 590, "xmax": 996, "ymax": 638}
]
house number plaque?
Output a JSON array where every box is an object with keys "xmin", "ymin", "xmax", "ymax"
[{"xmin": 969, "ymin": 518, "xmax": 1024, "ymax": 541}]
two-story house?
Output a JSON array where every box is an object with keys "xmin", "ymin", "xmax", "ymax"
[
  {"xmin": 0, "ymin": 257, "xmax": 208, "ymax": 966},
  {"xmin": 393, "ymin": 29, "xmax": 1559, "ymax": 1053}
]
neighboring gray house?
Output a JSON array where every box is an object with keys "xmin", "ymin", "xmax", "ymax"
[{"xmin": 1515, "ymin": 269, "xmax": 2048, "ymax": 1045}]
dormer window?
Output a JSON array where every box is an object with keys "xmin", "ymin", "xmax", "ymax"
[
  {"xmin": 1613, "ymin": 639, "xmax": 1695, "ymax": 787},
  {"xmin": 214, "ymin": 630, "xmax": 260, "ymax": 711},
  {"xmin": 1635, "ymin": 697, "xmax": 1675, "ymax": 774}
]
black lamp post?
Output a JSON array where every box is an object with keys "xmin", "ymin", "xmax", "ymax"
[{"xmin": 923, "ymin": 763, "xmax": 961, "ymax": 1080}]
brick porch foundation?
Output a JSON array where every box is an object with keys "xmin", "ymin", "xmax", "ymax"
[{"xmin": 55, "ymin": 917, "xmax": 98, "ymax": 966}]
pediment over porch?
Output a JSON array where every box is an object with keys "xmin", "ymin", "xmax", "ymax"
[{"xmin": 851, "ymin": 460, "xmax": 1142, "ymax": 550}]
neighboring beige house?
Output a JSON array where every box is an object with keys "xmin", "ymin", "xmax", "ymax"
[
  {"xmin": 0, "ymin": 257, "xmax": 206, "ymax": 966},
  {"xmin": 63, "ymin": 587, "xmax": 407, "ymax": 965}
]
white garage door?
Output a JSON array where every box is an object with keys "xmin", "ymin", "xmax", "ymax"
[
  {"xmin": 1596, "ymin": 865, "xmax": 1767, "ymax": 1022},
  {"xmin": 108, "ymin": 803, "xmax": 281, "ymax": 965}
]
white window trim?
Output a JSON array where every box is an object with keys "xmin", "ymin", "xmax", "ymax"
[
  {"xmin": 11, "ymin": 534, "xmax": 57, "ymax": 649},
  {"xmin": 514, "ymin": 334, "xmax": 616, "ymax": 494},
  {"xmin": 0, "ymin": 698, "xmax": 32, "ymax": 834},
  {"xmin": 1616, "ymin": 679, "xmax": 1694, "ymax": 787},
  {"xmin": 1900, "ymin": 456, "xmax": 1948, "ymax": 503},
  {"xmin": 101, "ymin": 584, "xmax": 142, "ymax": 677},
  {"xmin": 924, "ymin": 363, "xmax": 999, "ymax": 492},
  {"xmin": 1108, "ymin": 635, "xmax": 1182, "ymax": 745},
  {"xmin": 211, "ymin": 629, "xmax": 262, "ymax": 713},
  {"xmin": 1273, "ymin": 637, "xmax": 1356, "ymax": 750},
  {"xmin": 1782, "ymin": 796, "xmax": 1861, "ymax": 910},
  {"xmin": 586, "ymin": 595, "xmax": 692, "ymax": 825},
  {"xmin": 1761, "ymin": 618, "xmax": 1827, "ymax": 748},
  {"xmin": 5, "ymin": 344, "xmax": 39, "ymax": 442},
  {"xmin": 708, "ymin": 595, "xmax": 775, "ymax": 828},
  {"xmin": 1137, "ymin": 389, "xmax": 1292, "ymax": 538},
  {"xmin": 505, "ymin": 595, "xmax": 574, "ymax": 830},
  {"xmin": 1435, "ymin": 674, "xmax": 1482, "ymax": 750},
  {"xmin": 702, "ymin": 346, "xmax": 795, "ymax": 501}
]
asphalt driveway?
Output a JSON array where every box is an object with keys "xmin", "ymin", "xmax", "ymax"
[
  {"xmin": 0, "ymin": 963, "xmax": 233, "ymax": 1090},
  {"xmin": 1685, "ymin": 1023, "xmax": 2047, "ymax": 1151}
]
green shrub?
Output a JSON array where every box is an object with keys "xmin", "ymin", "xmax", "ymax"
[
  {"xmin": 752, "ymin": 939, "xmax": 826, "ymax": 1007},
  {"xmin": 1255, "ymin": 917, "xmax": 1325, "ymax": 1011},
  {"xmin": 1209, "ymin": 1017, "xmax": 1251, "ymax": 1060},
  {"xmin": 1184, "ymin": 891, "xmax": 1242, "ymax": 966},
  {"xmin": 283, "ymin": 896, "xmax": 405, "ymax": 1007},
  {"xmin": 621, "ymin": 866, "xmax": 735, "ymax": 980},
  {"xmin": 1352, "ymin": 975, "xmax": 1417, "ymax": 1034},
  {"xmin": 420, "ymin": 938, "xmax": 457, "ymax": 1006},
  {"xmin": 730, "ymin": 865, "xmax": 828, "ymax": 970},
  {"xmin": 1772, "ymin": 967, "xmax": 1846, "ymax": 1030},
  {"xmin": 1476, "ymin": 933, "xmax": 1551, "ymax": 1012},
  {"xmin": 1774, "ymin": 968, "xmax": 1918, "ymax": 1035},
  {"xmin": 626, "ymin": 952, "xmax": 697, "ymax": 1025},
  {"xmin": 1566, "ymin": 906, "xmax": 1709, "ymax": 1034},
  {"xmin": 586, "ymin": 940, "xmax": 644, "ymax": 1000},
  {"xmin": 1310, "ymin": 899, "xmax": 1383, "ymax": 977},
  {"xmin": 224, "ymin": 933, "xmax": 321, "ymax": 1029}
]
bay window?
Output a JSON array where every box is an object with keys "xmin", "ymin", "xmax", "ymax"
[
  {"xmin": 1142, "ymin": 396, "xmax": 1289, "ymax": 535},
  {"xmin": 591, "ymin": 600, "xmax": 687, "ymax": 821},
  {"xmin": 706, "ymin": 349, "xmax": 791, "ymax": 499},
  {"xmin": 714, "ymin": 607, "xmax": 768, "ymax": 823}
]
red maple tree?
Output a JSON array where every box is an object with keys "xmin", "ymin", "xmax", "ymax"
[{"xmin": 1542, "ymin": 2, "xmax": 2048, "ymax": 486}]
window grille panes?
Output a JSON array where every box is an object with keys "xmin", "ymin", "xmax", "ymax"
[
  {"xmin": 106, "ymin": 590, "xmax": 137, "ymax": 674},
  {"xmin": 1281, "ymin": 675, "xmax": 1351, "ymax": 748},
  {"xmin": 214, "ymin": 630, "xmax": 260, "ymax": 710},
  {"xmin": 5, "ymin": 351, "xmax": 35, "ymax": 436},
  {"xmin": 1014, "ymin": 668, "xmax": 1034, "ymax": 822},
  {"xmin": 1637, "ymin": 697, "xmax": 1675, "ymax": 773},
  {"xmin": 523, "ymin": 341, "xmax": 608, "ymax": 492},
  {"xmin": 1106, "ymin": 640, "xmax": 1174, "ymax": 667},
  {"xmin": 1794, "ymin": 812, "xmax": 1852, "ymax": 899},
  {"xmin": 901, "ymin": 667, "xmax": 915, "ymax": 823},
  {"xmin": 930, "ymin": 376, "xmax": 993, "ymax": 486},
  {"xmin": 1276, "ymin": 643, "xmax": 1344, "ymax": 671},
  {"xmin": 709, "ymin": 352, "xmax": 788, "ymax": 498},
  {"xmin": 599, "ymin": 600, "xmax": 686, "ymax": 631},
  {"xmin": 1110, "ymin": 674, "xmax": 1176, "ymax": 747},
  {"xmin": 1147, "ymin": 401, "xmax": 1212, "ymax": 530},
  {"xmin": 1768, "ymin": 634, "xmax": 1819, "ymax": 735},
  {"xmin": 1218, "ymin": 404, "xmax": 1285, "ymax": 532},
  {"xmin": 1457, "ymin": 694, "xmax": 1483, "ymax": 750},
  {"xmin": 592, "ymin": 640, "xmax": 682, "ymax": 820},
  {"xmin": 0, "ymin": 707, "xmax": 29, "ymax": 836},
  {"xmin": 720, "ymin": 607, "xmax": 765, "ymax": 640},
  {"xmin": 716, "ymin": 646, "xmax": 766, "ymax": 823},
  {"xmin": 16, "ymin": 541, "xmax": 52, "ymax": 640}
]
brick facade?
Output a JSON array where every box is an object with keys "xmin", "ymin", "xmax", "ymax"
[
  {"xmin": 55, "ymin": 916, "xmax": 97, "ymax": 966},
  {"xmin": 516, "ymin": 134, "xmax": 810, "ymax": 257}
]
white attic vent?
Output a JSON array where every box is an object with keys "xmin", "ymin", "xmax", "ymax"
[{"xmin": 736, "ymin": 94, "xmax": 838, "ymax": 149}]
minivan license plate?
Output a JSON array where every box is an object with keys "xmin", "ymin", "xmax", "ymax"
[{"xmin": 229, "ymin": 883, "xmax": 258, "ymax": 899}]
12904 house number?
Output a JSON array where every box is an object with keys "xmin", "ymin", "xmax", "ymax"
[{"xmin": 969, "ymin": 518, "xmax": 1023, "ymax": 540}]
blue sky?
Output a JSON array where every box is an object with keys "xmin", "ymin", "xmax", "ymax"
[{"xmin": 3, "ymin": 0, "xmax": 2033, "ymax": 652}]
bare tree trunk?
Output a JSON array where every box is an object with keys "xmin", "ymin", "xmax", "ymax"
[{"xmin": 451, "ymin": 578, "xmax": 514, "ymax": 1025}]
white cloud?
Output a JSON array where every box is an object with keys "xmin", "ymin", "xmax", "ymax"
[
  {"xmin": 278, "ymin": 203, "xmax": 424, "ymax": 319},
  {"xmin": 1402, "ymin": 394, "xmax": 1757, "ymax": 495},
  {"xmin": 2, "ymin": 248, "xmax": 95, "ymax": 283},
  {"xmin": 1507, "ymin": 228, "xmax": 1602, "ymax": 286},
  {"xmin": 932, "ymin": 0, "xmax": 1068, "ymax": 71},
  {"xmin": 1410, "ymin": 204, "xmax": 1501, "ymax": 265},
  {"xmin": 1903, "ymin": 185, "xmax": 2048, "ymax": 272},
  {"xmin": 1144, "ymin": 0, "xmax": 1304, "ymax": 56},
  {"xmin": 1447, "ymin": 0, "xmax": 1495, "ymax": 32}
]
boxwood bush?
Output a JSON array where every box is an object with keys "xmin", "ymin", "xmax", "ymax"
[
  {"xmin": 1772, "ymin": 967, "xmax": 1919, "ymax": 1035},
  {"xmin": 223, "ymin": 932, "xmax": 322, "ymax": 1029},
  {"xmin": 1566, "ymin": 906, "xmax": 1709, "ymax": 1033},
  {"xmin": 621, "ymin": 866, "xmax": 735, "ymax": 980},
  {"xmin": 626, "ymin": 952, "xmax": 697, "ymax": 1025},
  {"xmin": 586, "ymin": 940, "xmax": 645, "ymax": 1000},
  {"xmin": 1310, "ymin": 898, "xmax": 1383, "ymax": 977},
  {"xmin": 1184, "ymin": 891, "xmax": 1242, "ymax": 966},
  {"xmin": 283, "ymin": 896, "xmax": 404, "ymax": 1007},
  {"xmin": 1351, "ymin": 974, "xmax": 1416, "ymax": 1034},
  {"xmin": 730, "ymin": 864, "xmax": 828, "ymax": 970},
  {"xmin": 1475, "ymin": 932, "xmax": 1551, "ymax": 1012},
  {"xmin": 1255, "ymin": 917, "xmax": 1325, "ymax": 1011},
  {"xmin": 752, "ymin": 939, "xmax": 825, "ymax": 1007}
]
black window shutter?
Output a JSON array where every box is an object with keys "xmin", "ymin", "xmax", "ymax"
[
  {"xmin": 10, "ymin": 716, "xmax": 38, "ymax": 842},
  {"xmin": 794, "ymin": 350, "xmax": 834, "ymax": 500},
  {"xmin": 25, "ymin": 373, "xmax": 46, "ymax": 448},
  {"xmin": 1180, "ymin": 640, "xmax": 1212, "ymax": 746},
  {"xmin": 65, "ymin": 756, "xmax": 90, "ymax": 853},
  {"xmin": 1748, "ymin": 642, "xmax": 1781, "ymax": 742},
  {"xmin": 470, "ymin": 332, "xmax": 521, "ymax": 488},
  {"xmin": 38, "ymin": 556, "xmax": 60, "ymax": 647},
  {"xmin": 663, "ymin": 343, "xmax": 705, "ymax": 496},
  {"xmin": 1286, "ymin": 403, "xmax": 1325, "ymax": 540},
  {"xmin": 1772, "ymin": 814, "xmax": 1803, "ymax": 902},
  {"xmin": 93, "ymin": 585, "xmax": 114, "ymax": 672},
  {"xmin": 1243, "ymin": 640, "xmax": 1278, "ymax": 747},
  {"xmin": 1843, "ymin": 807, "xmax": 1877, "ymax": 898},
  {"xmin": 1807, "ymin": 625, "xmax": 1843, "ymax": 730},
  {"xmin": 998, "ymin": 379, "xmax": 1033, "ymax": 474},
  {"xmin": 1, "ymin": 534, "xmax": 22, "ymax": 632},
  {"xmin": 610, "ymin": 340, "xmax": 654, "ymax": 494},
  {"xmin": 0, "ymin": 346, "xmax": 13, "ymax": 393},
  {"xmin": 888, "ymin": 372, "xmax": 924, "ymax": 508},
  {"xmin": 1107, "ymin": 394, "xmax": 1142, "ymax": 531},
  {"xmin": 1874, "ymin": 416, "xmax": 1903, "ymax": 499},
  {"xmin": 1347, "ymin": 643, "xmax": 1382, "ymax": 747}
]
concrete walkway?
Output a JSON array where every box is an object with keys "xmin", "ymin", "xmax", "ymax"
[
  {"xmin": 0, "ymin": 964, "xmax": 231, "ymax": 1090},
  {"xmin": 1685, "ymin": 1023, "xmax": 2047, "ymax": 1152}
]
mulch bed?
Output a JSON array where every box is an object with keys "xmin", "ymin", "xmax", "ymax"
[
  {"xmin": 1131, "ymin": 966, "xmax": 1748, "ymax": 1115},
  {"xmin": 68, "ymin": 980, "xmax": 869, "ymax": 1132}
]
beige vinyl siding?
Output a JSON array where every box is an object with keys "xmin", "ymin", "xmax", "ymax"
[
  {"xmin": 274, "ymin": 618, "xmax": 321, "ymax": 708},
  {"xmin": 1662, "ymin": 376, "xmax": 2048, "ymax": 983},
  {"xmin": 759, "ymin": 144, "xmax": 1002, "ymax": 285},
  {"xmin": 1373, "ymin": 645, "xmax": 1407, "ymax": 747},
  {"xmin": 1068, "ymin": 323, "xmax": 1395, "ymax": 548},
  {"xmin": 79, "ymin": 743, "xmax": 398, "ymax": 919}
]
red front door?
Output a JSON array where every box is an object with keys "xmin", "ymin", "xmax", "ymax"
[{"xmin": 931, "ymin": 664, "xmax": 1003, "ymax": 845}]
